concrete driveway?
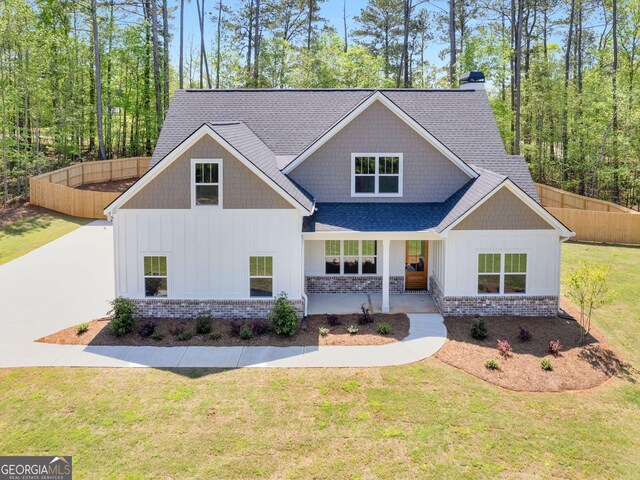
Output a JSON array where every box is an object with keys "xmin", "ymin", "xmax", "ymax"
[{"xmin": 0, "ymin": 220, "xmax": 114, "ymax": 355}]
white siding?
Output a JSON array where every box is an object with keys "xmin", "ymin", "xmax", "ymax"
[
  {"xmin": 114, "ymin": 209, "xmax": 303, "ymax": 300},
  {"xmin": 304, "ymin": 239, "xmax": 405, "ymax": 276},
  {"xmin": 443, "ymin": 230, "xmax": 561, "ymax": 296},
  {"xmin": 430, "ymin": 239, "xmax": 445, "ymax": 287}
]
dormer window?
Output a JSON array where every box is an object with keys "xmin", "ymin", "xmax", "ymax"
[
  {"xmin": 351, "ymin": 153, "xmax": 403, "ymax": 197},
  {"xmin": 192, "ymin": 159, "xmax": 222, "ymax": 207}
]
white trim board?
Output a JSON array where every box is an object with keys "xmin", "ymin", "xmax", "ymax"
[
  {"xmin": 440, "ymin": 179, "xmax": 575, "ymax": 238},
  {"xmin": 104, "ymin": 124, "xmax": 312, "ymax": 217},
  {"xmin": 282, "ymin": 91, "xmax": 479, "ymax": 179}
]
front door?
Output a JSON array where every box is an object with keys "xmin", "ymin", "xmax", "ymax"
[{"xmin": 405, "ymin": 240, "xmax": 428, "ymax": 290}]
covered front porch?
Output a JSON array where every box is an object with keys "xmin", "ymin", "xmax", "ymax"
[{"xmin": 306, "ymin": 292, "xmax": 439, "ymax": 315}]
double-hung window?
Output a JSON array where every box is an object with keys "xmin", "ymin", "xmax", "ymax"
[
  {"xmin": 352, "ymin": 154, "xmax": 402, "ymax": 196},
  {"xmin": 192, "ymin": 159, "xmax": 222, "ymax": 206},
  {"xmin": 144, "ymin": 256, "xmax": 168, "ymax": 297},
  {"xmin": 249, "ymin": 256, "xmax": 273, "ymax": 297},
  {"xmin": 477, "ymin": 253, "xmax": 527, "ymax": 294},
  {"xmin": 324, "ymin": 240, "xmax": 377, "ymax": 275}
]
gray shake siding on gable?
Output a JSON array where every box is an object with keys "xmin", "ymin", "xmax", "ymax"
[
  {"xmin": 121, "ymin": 136, "xmax": 293, "ymax": 210},
  {"xmin": 289, "ymin": 100, "xmax": 471, "ymax": 203},
  {"xmin": 453, "ymin": 187, "xmax": 553, "ymax": 230}
]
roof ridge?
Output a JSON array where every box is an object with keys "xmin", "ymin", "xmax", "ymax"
[{"xmin": 182, "ymin": 88, "xmax": 476, "ymax": 93}]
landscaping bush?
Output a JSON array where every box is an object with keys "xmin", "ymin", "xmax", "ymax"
[
  {"xmin": 518, "ymin": 327, "xmax": 532, "ymax": 342},
  {"xmin": 358, "ymin": 305, "xmax": 373, "ymax": 325},
  {"xmin": 377, "ymin": 322, "xmax": 391, "ymax": 335},
  {"xmin": 250, "ymin": 319, "xmax": 270, "ymax": 336},
  {"xmin": 497, "ymin": 339, "xmax": 512, "ymax": 358},
  {"xmin": 151, "ymin": 331, "xmax": 164, "ymax": 341},
  {"xmin": 209, "ymin": 331, "xmax": 222, "ymax": 341},
  {"xmin": 169, "ymin": 323, "xmax": 186, "ymax": 337},
  {"xmin": 108, "ymin": 297, "xmax": 137, "ymax": 337},
  {"xmin": 269, "ymin": 292, "xmax": 299, "ymax": 336},
  {"xmin": 541, "ymin": 358, "xmax": 553, "ymax": 371},
  {"xmin": 470, "ymin": 317, "xmax": 488, "ymax": 340},
  {"xmin": 327, "ymin": 314, "xmax": 342, "ymax": 326},
  {"xmin": 239, "ymin": 327, "xmax": 253, "ymax": 340},
  {"xmin": 485, "ymin": 359, "xmax": 499, "ymax": 370},
  {"xmin": 347, "ymin": 324, "xmax": 359, "ymax": 334},
  {"xmin": 230, "ymin": 319, "xmax": 244, "ymax": 337},
  {"xmin": 319, "ymin": 327, "xmax": 330, "ymax": 337},
  {"xmin": 177, "ymin": 330, "xmax": 194, "ymax": 341},
  {"xmin": 548, "ymin": 339, "xmax": 563, "ymax": 357},
  {"xmin": 195, "ymin": 312, "xmax": 213, "ymax": 334},
  {"xmin": 77, "ymin": 323, "xmax": 89, "ymax": 335},
  {"xmin": 138, "ymin": 320, "xmax": 157, "ymax": 338}
]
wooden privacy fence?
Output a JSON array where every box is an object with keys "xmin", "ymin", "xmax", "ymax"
[
  {"xmin": 535, "ymin": 183, "xmax": 640, "ymax": 245},
  {"xmin": 29, "ymin": 157, "xmax": 150, "ymax": 219}
]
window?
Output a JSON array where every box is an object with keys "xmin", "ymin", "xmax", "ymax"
[
  {"xmin": 477, "ymin": 253, "xmax": 527, "ymax": 294},
  {"xmin": 249, "ymin": 256, "xmax": 273, "ymax": 297},
  {"xmin": 324, "ymin": 240, "xmax": 377, "ymax": 275},
  {"xmin": 144, "ymin": 256, "xmax": 167, "ymax": 297},
  {"xmin": 192, "ymin": 159, "xmax": 221, "ymax": 206},
  {"xmin": 352, "ymin": 154, "xmax": 402, "ymax": 196}
]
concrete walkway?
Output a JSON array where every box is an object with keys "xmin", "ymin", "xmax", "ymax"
[{"xmin": 0, "ymin": 313, "xmax": 446, "ymax": 368}]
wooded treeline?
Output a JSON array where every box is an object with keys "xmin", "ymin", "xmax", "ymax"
[{"xmin": 1, "ymin": 0, "xmax": 639, "ymax": 208}]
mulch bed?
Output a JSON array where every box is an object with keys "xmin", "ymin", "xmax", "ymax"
[
  {"xmin": 37, "ymin": 313, "xmax": 409, "ymax": 347},
  {"xmin": 435, "ymin": 299, "xmax": 636, "ymax": 392},
  {"xmin": 0, "ymin": 199, "xmax": 53, "ymax": 229},
  {"xmin": 75, "ymin": 178, "xmax": 137, "ymax": 193}
]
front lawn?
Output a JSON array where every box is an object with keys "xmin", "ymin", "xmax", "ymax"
[
  {"xmin": 0, "ymin": 242, "xmax": 638, "ymax": 478},
  {"xmin": 0, "ymin": 203, "xmax": 89, "ymax": 265}
]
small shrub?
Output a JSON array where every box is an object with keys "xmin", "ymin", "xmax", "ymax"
[
  {"xmin": 108, "ymin": 297, "xmax": 137, "ymax": 337},
  {"xmin": 496, "ymin": 339, "xmax": 512, "ymax": 358},
  {"xmin": 239, "ymin": 327, "xmax": 253, "ymax": 340},
  {"xmin": 358, "ymin": 304, "xmax": 373, "ymax": 324},
  {"xmin": 150, "ymin": 331, "xmax": 164, "ymax": 341},
  {"xmin": 518, "ymin": 327, "xmax": 532, "ymax": 342},
  {"xmin": 485, "ymin": 359, "xmax": 499, "ymax": 370},
  {"xmin": 250, "ymin": 319, "xmax": 270, "ymax": 336},
  {"xmin": 209, "ymin": 331, "xmax": 222, "ymax": 341},
  {"xmin": 377, "ymin": 322, "xmax": 391, "ymax": 335},
  {"xmin": 327, "ymin": 314, "xmax": 342, "ymax": 326},
  {"xmin": 470, "ymin": 317, "xmax": 488, "ymax": 340},
  {"xmin": 230, "ymin": 319, "xmax": 244, "ymax": 337},
  {"xmin": 541, "ymin": 358, "xmax": 553, "ymax": 371},
  {"xmin": 169, "ymin": 323, "xmax": 186, "ymax": 337},
  {"xmin": 548, "ymin": 339, "xmax": 563, "ymax": 357},
  {"xmin": 347, "ymin": 324, "xmax": 359, "ymax": 334},
  {"xmin": 319, "ymin": 326, "xmax": 330, "ymax": 337},
  {"xmin": 137, "ymin": 320, "xmax": 157, "ymax": 338},
  {"xmin": 195, "ymin": 313, "xmax": 213, "ymax": 334},
  {"xmin": 76, "ymin": 323, "xmax": 89, "ymax": 335},
  {"xmin": 269, "ymin": 292, "xmax": 299, "ymax": 336},
  {"xmin": 177, "ymin": 330, "xmax": 194, "ymax": 341}
]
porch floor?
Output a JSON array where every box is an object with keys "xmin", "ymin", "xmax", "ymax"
[{"xmin": 306, "ymin": 293, "xmax": 439, "ymax": 315}]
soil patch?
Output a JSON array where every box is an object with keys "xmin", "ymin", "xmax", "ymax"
[
  {"xmin": 75, "ymin": 178, "xmax": 137, "ymax": 193},
  {"xmin": 37, "ymin": 313, "xmax": 409, "ymax": 347},
  {"xmin": 436, "ymin": 300, "xmax": 636, "ymax": 392},
  {"xmin": 0, "ymin": 199, "xmax": 53, "ymax": 229}
]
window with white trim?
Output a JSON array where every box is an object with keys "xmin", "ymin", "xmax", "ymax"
[
  {"xmin": 324, "ymin": 240, "xmax": 377, "ymax": 275},
  {"xmin": 477, "ymin": 253, "xmax": 527, "ymax": 294},
  {"xmin": 144, "ymin": 256, "xmax": 168, "ymax": 297},
  {"xmin": 352, "ymin": 154, "xmax": 402, "ymax": 196},
  {"xmin": 193, "ymin": 160, "xmax": 221, "ymax": 206},
  {"xmin": 249, "ymin": 256, "xmax": 273, "ymax": 297}
]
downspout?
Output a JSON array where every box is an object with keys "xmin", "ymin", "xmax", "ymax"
[{"xmin": 300, "ymin": 216, "xmax": 309, "ymax": 317}]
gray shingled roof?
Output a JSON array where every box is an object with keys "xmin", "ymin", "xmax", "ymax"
[
  {"xmin": 207, "ymin": 122, "xmax": 314, "ymax": 211},
  {"xmin": 153, "ymin": 89, "xmax": 538, "ymax": 200},
  {"xmin": 303, "ymin": 168, "xmax": 508, "ymax": 233}
]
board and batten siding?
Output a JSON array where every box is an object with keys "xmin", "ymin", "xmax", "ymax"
[
  {"xmin": 114, "ymin": 209, "xmax": 303, "ymax": 300},
  {"xmin": 304, "ymin": 240, "xmax": 405, "ymax": 276},
  {"xmin": 430, "ymin": 240, "xmax": 446, "ymax": 288},
  {"xmin": 443, "ymin": 230, "xmax": 561, "ymax": 297},
  {"xmin": 289, "ymin": 100, "xmax": 471, "ymax": 203}
]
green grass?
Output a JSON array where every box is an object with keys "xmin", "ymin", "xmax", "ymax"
[
  {"xmin": 562, "ymin": 242, "xmax": 640, "ymax": 366},
  {"xmin": 0, "ymin": 211, "xmax": 89, "ymax": 265},
  {"xmin": 0, "ymin": 242, "xmax": 638, "ymax": 478}
]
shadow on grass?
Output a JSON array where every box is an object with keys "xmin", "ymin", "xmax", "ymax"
[
  {"xmin": 1, "ymin": 212, "xmax": 86, "ymax": 237},
  {"xmin": 578, "ymin": 344, "xmax": 638, "ymax": 383}
]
